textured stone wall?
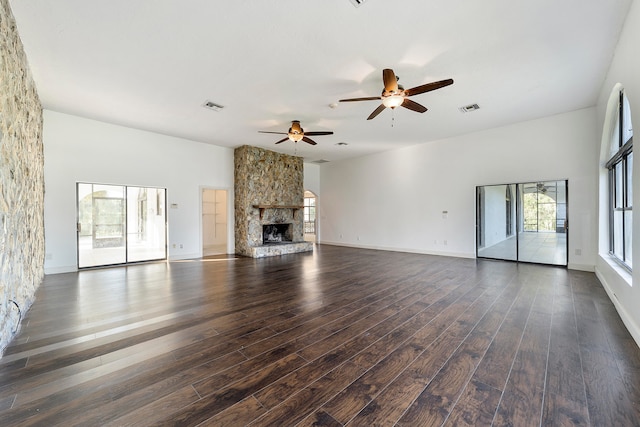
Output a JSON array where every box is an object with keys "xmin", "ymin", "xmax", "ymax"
[
  {"xmin": 0, "ymin": 0, "xmax": 45, "ymax": 355},
  {"xmin": 234, "ymin": 145, "xmax": 306, "ymax": 257}
]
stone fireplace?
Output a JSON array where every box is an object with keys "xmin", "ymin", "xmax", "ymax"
[{"xmin": 234, "ymin": 145, "xmax": 313, "ymax": 258}]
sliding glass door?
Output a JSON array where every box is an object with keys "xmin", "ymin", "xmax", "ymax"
[
  {"xmin": 476, "ymin": 180, "xmax": 567, "ymax": 266},
  {"xmin": 77, "ymin": 183, "xmax": 167, "ymax": 268}
]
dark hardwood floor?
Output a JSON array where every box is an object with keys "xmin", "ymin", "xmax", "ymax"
[{"xmin": 1, "ymin": 245, "xmax": 639, "ymax": 426}]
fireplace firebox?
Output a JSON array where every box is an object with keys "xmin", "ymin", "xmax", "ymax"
[{"xmin": 262, "ymin": 224, "xmax": 293, "ymax": 244}]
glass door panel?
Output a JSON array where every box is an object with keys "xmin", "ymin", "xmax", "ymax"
[
  {"xmin": 127, "ymin": 186, "xmax": 167, "ymax": 262},
  {"xmin": 476, "ymin": 180, "xmax": 568, "ymax": 266},
  {"xmin": 77, "ymin": 183, "xmax": 166, "ymax": 268},
  {"xmin": 476, "ymin": 184, "xmax": 517, "ymax": 261},
  {"xmin": 77, "ymin": 183, "xmax": 126, "ymax": 268},
  {"xmin": 518, "ymin": 181, "xmax": 567, "ymax": 265}
]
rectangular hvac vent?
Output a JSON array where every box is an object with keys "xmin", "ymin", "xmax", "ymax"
[
  {"xmin": 349, "ymin": 0, "xmax": 366, "ymax": 7},
  {"xmin": 202, "ymin": 100, "xmax": 224, "ymax": 111},
  {"xmin": 311, "ymin": 159, "xmax": 330, "ymax": 164},
  {"xmin": 459, "ymin": 103, "xmax": 480, "ymax": 113}
]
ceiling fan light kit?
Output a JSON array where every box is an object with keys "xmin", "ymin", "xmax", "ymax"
[
  {"xmin": 382, "ymin": 94, "xmax": 404, "ymax": 109},
  {"xmin": 260, "ymin": 68, "xmax": 452, "ymax": 148},
  {"xmin": 339, "ymin": 68, "xmax": 454, "ymax": 120},
  {"xmin": 259, "ymin": 120, "xmax": 333, "ymax": 146}
]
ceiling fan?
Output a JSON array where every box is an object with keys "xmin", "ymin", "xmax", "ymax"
[
  {"xmin": 339, "ymin": 68, "xmax": 454, "ymax": 120},
  {"xmin": 258, "ymin": 120, "xmax": 333, "ymax": 145}
]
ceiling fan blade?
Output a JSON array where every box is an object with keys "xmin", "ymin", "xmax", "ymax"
[
  {"xmin": 304, "ymin": 131, "xmax": 333, "ymax": 136},
  {"xmin": 367, "ymin": 104, "xmax": 387, "ymax": 120},
  {"xmin": 259, "ymin": 131, "xmax": 288, "ymax": 135},
  {"xmin": 383, "ymin": 69, "xmax": 399, "ymax": 92},
  {"xmin": 274, "ymin": 137, "xmax": 289, "ymax": 144},
  {"xmin": 401, "ymin": 98, "xmax": 428, "ymax": 113},
  {"xmin": 302, "ymin": 136, "xmax": 317, "ymax": 145},
  {"xmin": 339, "ymin": 96, "xmax": 381, "ymax": 102},
  {"xmin": 404, "ymin": 78, "xmax": 454, "ymax": 97}
]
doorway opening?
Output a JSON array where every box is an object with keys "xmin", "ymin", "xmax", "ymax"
[
  {"xmin": 202, "ymin": 188, "xmax": 228, "ymax": 256},
  {"xmin": 77, "ymin": 183, "xmax": 167, "ymax": 268},
  {"xmin": 476, "ymin": 180, "xmax": 568, "ymax": 266},
  {"xmin": 304, "ymin": 190, "xmax": 317, "ymax": 243}
]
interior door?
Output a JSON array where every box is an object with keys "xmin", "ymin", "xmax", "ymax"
[{"xmin": 202, "ymin": 188, "xmax": 227, "ymax": 256}]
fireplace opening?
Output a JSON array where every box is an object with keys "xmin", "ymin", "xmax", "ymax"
[{"xmin": 262, "ymin": 224, "xmax": 293, "ymax": 244}]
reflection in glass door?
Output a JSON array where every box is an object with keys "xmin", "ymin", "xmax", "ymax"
[
  {"xmin": 77, "ymin": 183, "xmax": 167, "ymax": 268},
  {"xmin": 476, "ymin": 184, "xmax": 517, "ymax": 261},
  {"xmin": 476, "ymin": 180, "xmax": 567, "ymax": 266}
]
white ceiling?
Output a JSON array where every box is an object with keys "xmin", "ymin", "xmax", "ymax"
[{"xmin": 8, "ymin": 0, "xmax": 633, "ymax": 162}]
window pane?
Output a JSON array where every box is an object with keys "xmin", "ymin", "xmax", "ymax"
[
  {"xmin": 623, "ymin": 94, "xmax": 633, "ymax": 143},
  {"xmin": 627, "ymin": 153, "xmax": 633, "ymax": 208},
  {"xmin": 615, "ymin": 162, "xmax": 623, "ymax": 208},
  {"xmin": 625, "ymin": 210, "xmax": 632, "ymax": 268},
  {"xmin": 613, "ymin": 210, "xmax": 624, "ymax": 260},
  {"xmin": 611, "ymin": 108, "xmax": 621, "ymax": 154}
]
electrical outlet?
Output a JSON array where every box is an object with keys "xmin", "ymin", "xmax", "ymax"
[{"xmin": 172, "ymin": 244, "xmax": 176, "ymax": 249}]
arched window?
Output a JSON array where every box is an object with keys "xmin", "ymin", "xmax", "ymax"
[{"xmin": 606, "ymin": 90, "xmax": 633, "ymax": 270}]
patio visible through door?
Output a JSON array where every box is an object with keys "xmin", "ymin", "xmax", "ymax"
[
  {"xmin": 476, "ymin": 180, "xmax": 568, "ymax": 266},
  {"xmin": 77, "ymin": 183, "xmax": 167, "ymax": 268}
]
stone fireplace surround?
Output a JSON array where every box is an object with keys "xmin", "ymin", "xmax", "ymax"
[{"xmin": 234, "ymin": 145, "xmax": 313, "ymax": 258}]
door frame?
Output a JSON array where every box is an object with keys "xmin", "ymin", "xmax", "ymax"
[
  {"xmin": 76, "ymin": 182, "xmax": 167, "ymax": 269},
  {"xmin": 199, "ymin": 186, "xmax": 232, "ymax": 256},
  {"xmin": 476, "ymin": 179, "xmax": 568, "ymax": 267}
]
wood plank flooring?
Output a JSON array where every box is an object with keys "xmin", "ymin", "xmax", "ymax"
[{"xmin": 1, "ymin": 245, "xmax": 639, "ymax": 426}]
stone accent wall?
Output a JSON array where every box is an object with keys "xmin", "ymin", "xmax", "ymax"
[
  {"xmin": 0, "ymin": 0, "xmax": 45, "ymax": 355},
  {"xmin": 234, "ymin": 145, "xmax": 311, "ymax": 257}
]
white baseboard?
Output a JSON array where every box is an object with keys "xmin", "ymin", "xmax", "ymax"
[
  {"xmin": 45, "ymin": 265, "xmax": 77, "ymax": 275},
  {"xmin": 567, "ymin": 263, "xmax": 595, "ymax": 272},
  {"xmin": 319, "ymin": 241, "xmax": 475, "ymax": 259},
  {"xmin": 595, "ymin": 268, "xmax": 640, "ymax": 349}
]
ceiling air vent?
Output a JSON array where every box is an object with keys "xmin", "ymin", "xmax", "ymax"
[
  {"xmin": 349, "ymin": 0, "xmax": 366, "ymax": 8},
  {"xmin": 459, "ymin": 103, "xmax": 480, "ymax": 113},
  {"xmin": 311, "ymin": 159, "xmax": 330, "ymax": 164},
  {"xmin": 202, "ymin": 100, "xmax": 224, "ymax": 111}
]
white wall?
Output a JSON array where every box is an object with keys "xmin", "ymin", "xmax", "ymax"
[
  {"xmin": 304, "ymin": 162, "xmax": 320, "ymax": 196},
  {"xmin": 319, "ymin": 107, "xmax": 598, "ymax": 270},
  {"xmin": 43, "ymin": 110, "xmax": 234, "ymax": 273},
  {"xmin": 595, "ymin": 0, "xmax": 640, "ymax": 346}
]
